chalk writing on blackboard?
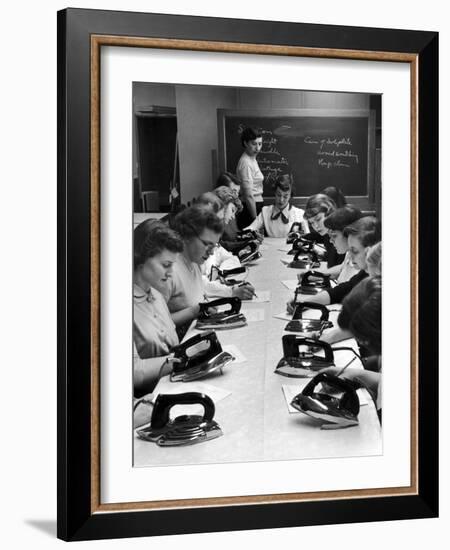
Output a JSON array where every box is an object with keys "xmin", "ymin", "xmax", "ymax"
[
  {"xmin": 224, "ymin": 112, "xmax": 372, "ymax": 197},
  {"xmin": 304, "ymin": 135, "xmax": 360, "ymax": 169}
]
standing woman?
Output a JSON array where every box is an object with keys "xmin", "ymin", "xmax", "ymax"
[
  {"xmin": 236, "ymin": 127, "xmax": 264, "ymax": 228},
  {"xmin": 133, "ymin": 220, "xmax": 184, "ymax": 396}
]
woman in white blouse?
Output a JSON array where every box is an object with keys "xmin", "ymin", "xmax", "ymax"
[
  {"xmin": 236, "ymin": 127, "xmax": 264, "ymax": 225},
  {"xmin": 133, "ymin": 219, "xmax": 184, "ymax": 395}
]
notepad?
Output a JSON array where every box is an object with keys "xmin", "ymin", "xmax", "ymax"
[
  {"xmin": 152, "ymin": 378, "xmax": 232, "ymax": 405},
  {"xmin": 222, "ymin": 344, "xmax": 247, "ymax": 364},
  {"xmin": 243, "ymin": 309, "xmax": 265, "ymax": 322},
  {"xmin": 281, "ymin": 279, "xmax": 298, "ymax": 290}
]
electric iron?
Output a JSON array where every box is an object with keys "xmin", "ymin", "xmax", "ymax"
[
  {"xmin": 294, "ymin": 270, "xmax": 331, "ymax": 295},
  {"xmin": 236, "ymin": 229, "xmax": 259, "ymax": 242},
  {"xmin": 275, "ymin": 336, "xmax": 335, "ymax": 378},
  {"xmin": 209, "ymin": 265, "xmax": 248, "ymax": 286},
  {"xmin": 290, "ymin": 372, "xmax": 360, "ymax": 429},
  {"xmin": 287, "ymin": 235, "xmax": 314, "ymax": 255},
  {"xmin": 286, "ymin": 222, "xmax": 303, "ymax": 244},
  {"xmin": 287, "ymin": 248, "xmax": 321, "ymax": 269},
  {"xmin": 196, "ymin": 297, "xmax": 247, "ymax": 330},
  {"xmin": 236, "ymin": 240, "xmax": 261, "ymax": 264},
  {"xmin": 170, "ymin": 330, "xmax": 234, "ymax": 382},
  {"xmin": 136, "ymin": 392, "xmax": 223, "ymax": 445},
  {"xmin": 284, "ymin": 302, "xmax": 333, "ymax": 337}
]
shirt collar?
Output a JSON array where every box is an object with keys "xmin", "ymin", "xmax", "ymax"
[{"xmin": 133, "ymin": 283, "xmax": 154, "ymax": 303}]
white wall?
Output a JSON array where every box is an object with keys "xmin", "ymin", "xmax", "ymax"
[
  {"xmin": 1, "ymin": 2, "xmax": 447, "ymax": 550},
  {"xmin": 176, "ymin": 84, "xmax": 237, "ymax": 201}
]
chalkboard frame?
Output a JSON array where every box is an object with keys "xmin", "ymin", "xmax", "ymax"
[{"xmin": 218, "ymin": 107, "xmax": 377, "ymax": 212}]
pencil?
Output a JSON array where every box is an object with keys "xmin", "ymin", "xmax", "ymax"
[{"xmin": 336, "ymin": 355, "xmax": 357, "ymax": 377}]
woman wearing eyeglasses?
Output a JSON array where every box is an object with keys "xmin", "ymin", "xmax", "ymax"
[{"xmin": 159, "ymin": 205, "xmax": 224, "ymax": 330}]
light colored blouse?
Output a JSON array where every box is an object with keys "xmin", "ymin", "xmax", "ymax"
[
  {"xmin": 133, "ymin": 284, "xmax": 179, "ymax": 359},
  {"xmin": 236, "ymin": 152, "xmax": 264, "ymax": 203},
  {"xmin": 245, "ymin": 204, "xmax": 309, "ymax": 238},
  {"xmin": 336, "ymin": 251, "xmax": 359, "ymax": 284},
  {"xmin": 201, "ymin": 245, "xmax": 241, "ymax": 298},
  {"xmin": 160, "ymin": 254, "xmax": 206, "ymax": 313}
]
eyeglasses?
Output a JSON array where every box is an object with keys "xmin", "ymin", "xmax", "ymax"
[{"xmin": 196, "ymin": 235, "xmax": 219, "ymax": 250}]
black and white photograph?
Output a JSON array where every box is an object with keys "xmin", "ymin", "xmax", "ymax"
[
  {"xmin": 132, "ymin": 82, "xmax": 383, "ymax": 467},
  {"xmin": 50, "ymin": 3, "xmax": 441, "ymax": 543}
]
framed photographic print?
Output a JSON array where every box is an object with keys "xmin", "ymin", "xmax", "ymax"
[{"xmin": 57, "ymin": 8, "xmax": 438, "ymax": 541}]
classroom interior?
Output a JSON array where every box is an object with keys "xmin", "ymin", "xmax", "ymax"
[
  {"xmin": 133, "ymin": 82, "xmax": 381, "ymax": 216},
  {"xmin": 132, "ymin": 82, "xmax": 383, "ymax": 468}
]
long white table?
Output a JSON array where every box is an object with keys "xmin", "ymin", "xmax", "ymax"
[{"xmin": 134, "ymin": 238, "xmax": 381, "ymax": 467}]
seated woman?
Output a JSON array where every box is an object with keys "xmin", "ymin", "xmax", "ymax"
[
  {"xmin": 303, "ymin": 193, "xmax": 343, "ymax": 268},
  {"xmin": 322, "ymin": 205, "xmax": 363, "ymax": 283},
  {"xmin": 366, "ymin": 241, "xmax": 382, "ymax": 277},
  {"xmin": 320, "ymin": 276, "xmax": 382, "ymax": 420},
  {"xmin": 214, "ymin": 184, "xmax": 242, "ymax": 246},
  {"xmin": 322, "ymin": 186, "xmax": 347, "ymax": 208},
  {"xmin": 244, "ymin": 175, "xmax": 309, "ymax": 238},
  {"xmin": 287, "ymin": 216, "xmax": 381, "ymax": 320},
  {"xmin": 196, "ymin": 189, "xmax": 255, "ymax": 300},
  {"xmin": 159, "ymin": 205, "xmax": 224, "ymax": 333},
  {"xmin": 133, "ymin": 219, "xmax": 184, "ymax": 396}
]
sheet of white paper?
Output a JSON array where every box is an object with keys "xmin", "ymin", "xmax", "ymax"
[
  {"xmin": 280, "ymin": 258, "xmax": 291, "ymax": 265},
  {"xmin": 152, "ymin": 378, "xmax": 232, "ymax": 405},
  {"xmin": 282, "ymin": 383, "xmax": 309, "ymax": 413},
  {"xmin": 242, "ymin": 290, "xmax": 271, "ymax": 303},
  {"xmin": 222, "ymin": 344, "xmax": 247, "ymax": 364},
  {"xmin": 281, "ymin": 279, "xmax": 298, "ymax": 290},
  {"xmin": 277, "ymin": 246, "xmax": 292, "ymax": 253},
  {"xmin": 273, "ymin": 311, "xmax": 293, "ymax": 321},
  {"xmin": 259, "ymin": 244, "xmax": 269, "ymax": 251},
  {"xmin": 243, "ymin": 309, "xmax": 265, "ymax": 322}
]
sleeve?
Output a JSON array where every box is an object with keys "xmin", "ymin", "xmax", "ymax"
[
  {"xmin": 245, "ymin": 211, "xmax": 264, "ymax": 232},
  {"xmin": 325, "ymin": 270, "xmax": 367, "ymax": 304},
  {"xmin": 216, "ymin": 246, "xmax": 241, "ymax": 271},
  {"xmin": 202, "ymin": 275, "xmax": 233, "ymax": 298},
  {"xmin": 236, "ymin": 158, "xmax": 254, "ymax": 197}
]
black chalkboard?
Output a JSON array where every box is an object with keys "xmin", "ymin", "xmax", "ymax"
[{"xmin": 218, "ymin": 109, "xmax": 376, "ymax": 206}]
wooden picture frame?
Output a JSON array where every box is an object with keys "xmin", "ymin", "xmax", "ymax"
[{"xmin": 57, "ymin": 8, "xmax": 438, "ymax": 541}]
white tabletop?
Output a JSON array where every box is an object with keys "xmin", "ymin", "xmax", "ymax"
[{"xmin": 134, "ymin": 238, "xmax": 381, "ymax": 467}]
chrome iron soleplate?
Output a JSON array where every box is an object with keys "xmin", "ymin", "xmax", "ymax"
[
  {"xmin": 137, "ymin": 415, "xmax": 223, "ymax": 446},
  {"xmin": 170, "ymin": 351, "xmax": 234, "ymax": 382},
  {"xmin": 284, "ymin": 319, "xmax": 332, "ymax": 336},
  {"xmin": 275, "ymin": 356, "xmax": 334, "ymax": 378},
  {"xmin": 291, "ymin": 396, "xmax": 359, "ymax": 429},
  {"xmin": 196, "ymin": 314, "xmax": 247, "ymax": 331}
]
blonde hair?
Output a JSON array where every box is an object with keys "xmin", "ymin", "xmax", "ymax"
[{"xmin": 366, "ymin": 241, "xmax": 382, "ymax": 276}]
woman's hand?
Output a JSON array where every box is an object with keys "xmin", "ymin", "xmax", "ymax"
[
  {"xmin": 286, "ymin": 299, "xmax": 296, "ymax": 315},
  {"xmin": 232, "ymin": 283, "xmax": 256, "ymax": 300}
]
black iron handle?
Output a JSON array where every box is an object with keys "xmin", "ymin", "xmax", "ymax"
[{"xmin": 151, "ymin": 392, "xmax": 215, "ymax": 429}]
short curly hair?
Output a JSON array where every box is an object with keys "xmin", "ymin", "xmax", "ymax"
[
  {"xmin": 324, "ymin": 206, "xmax": 363, "ymax": 231},
  {"xmin": 194, "ymin": 192, "xmax": 224, "ymax": 213},
  {"xmin": 214, "ymin": 186, "xmax": 243, "ymax": 212},
  {"xmin": 343, "ymin": 216, "xmax": 381, "ymax": 247},
  {"xmin": 172, "ymin": 205, "xmax": 224, "ymax": 240},
  {"xmin": 134, "ymin": 219, "xmax": 183, "ymax": 269},
  {"xmin": 240, "ymin": 127, "xmax": 262, "ymax": 147},
  {"xmin": 304, "ymin": 193, "xmax": 336, "ymax": 219}
]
